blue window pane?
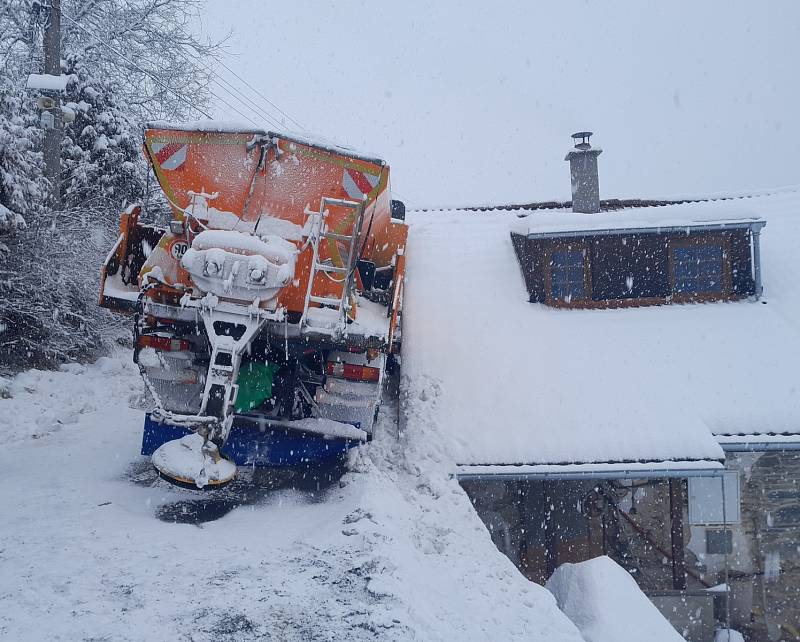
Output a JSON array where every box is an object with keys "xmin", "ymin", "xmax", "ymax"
[
  {"xmin": 551, "ymin": 249, "xmax": 585, "ymax": 301},
  {"xmin": 673, "ymin": 245, "xmax": 723, "ymax": 294}
]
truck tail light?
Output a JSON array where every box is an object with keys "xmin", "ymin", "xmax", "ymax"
[
  {"xmin": 326, "ymin": 361, "xmax": 381, "ymax": 382},
  {"xmin": 137, "ymin": 335, "xmax": 190, "ymax": 352}
]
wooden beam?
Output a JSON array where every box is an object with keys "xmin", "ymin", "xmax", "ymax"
[{"xmin": 668, "ymin": 479, "xmax": 687, "ymax": 590}]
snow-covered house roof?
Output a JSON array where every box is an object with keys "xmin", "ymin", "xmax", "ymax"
[{"xmin": 403, "ymin": 188, "xmax": 800, "ymax": 478}]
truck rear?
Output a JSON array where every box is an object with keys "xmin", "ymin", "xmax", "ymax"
[{"xmin": 100, "ymin": 122, "xmax": 407, "ymax": 487}]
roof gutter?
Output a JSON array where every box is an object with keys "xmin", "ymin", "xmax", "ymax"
[
  {"xmin": 456, "ymin": 466, "xmax": 724, "ymax": 482},
  {"xmin": 522, "ymin": 220, "xmax": 766, "ymax": 241},
  {"xmin": 719, "ymin": 440, "xmax": 800, "ymax": 453}
]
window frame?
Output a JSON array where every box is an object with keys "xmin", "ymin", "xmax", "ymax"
[
  {"xmin": 668, "ymin": 235, "xmax": 732, "ymax": 302},
  {"xmin": 688, "ymin": 470, "xmax": 741, "ymax": 526},
  {"xmin": 544, "ymin": 243, "xmax": 591, "ymax": 306}
]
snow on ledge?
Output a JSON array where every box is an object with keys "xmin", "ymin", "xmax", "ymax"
[
  {"xmin": 26, "ymin": 73, "xmax": 71, "ymax": 92},
  {"xmin": 457, "ymin": 459, "xmax": 724, "ymax": 481},
  {"xmin": 716, "ymin": 433, "xmax": 800, "ymax": 451},
  {"xmin": 285, "ymin": 417, "xmax": 367, "ymax": 441}
]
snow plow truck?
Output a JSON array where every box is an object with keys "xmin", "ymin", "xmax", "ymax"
[{"xmin": 99, "ymin": 122, "xmax": 407, "ymax": 488}]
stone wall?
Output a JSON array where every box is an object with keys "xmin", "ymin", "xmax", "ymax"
[{"xmin": 461, "ymin": 456, "xmax": 800, "ymax": 642}]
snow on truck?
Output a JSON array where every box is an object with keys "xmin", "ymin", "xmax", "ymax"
[{"xmin": 99, "ymin": 122, "xmax": 407, "ymax": 488}]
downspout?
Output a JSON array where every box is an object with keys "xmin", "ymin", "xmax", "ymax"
[{"xmin": 752, "ymin": 225, "xmax": 763, "ymax": 299}]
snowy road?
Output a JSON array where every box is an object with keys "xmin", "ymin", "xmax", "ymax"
[{"xmin": 0, "ymin": 354, "xmax": 583, "ymax": 641}]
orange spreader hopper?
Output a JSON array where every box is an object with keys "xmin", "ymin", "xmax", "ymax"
[
  {"xmin": 135, "ymin": 123, "xmax": 405, "ymax": 318},
  {"xmin": 101, "ymin": 122, "xmax": 407, "ymax": 324}
]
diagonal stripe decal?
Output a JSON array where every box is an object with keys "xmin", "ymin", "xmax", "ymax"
[
  {"xmin": 159, "ymin": 145, "xmax": 187, "ymax": 171},
  {"xmin": 151, "ymin": 141, "xmax": 188, "ymax": 171},
  {"xmin": 343, "ymin": 167, "xmax": 380, "ymax": 200},
  {"xmin": 348, "ymin": 168, "xmax": 375, "ymax": 195}
]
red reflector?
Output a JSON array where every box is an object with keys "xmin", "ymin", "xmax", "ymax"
[
  {"xmin": 325, "ymin": 361, "xmax": 380, "ymax": 382},
  {"xmin": 138, "ymin": 335, "xmax": 190, "ymax": 352}
]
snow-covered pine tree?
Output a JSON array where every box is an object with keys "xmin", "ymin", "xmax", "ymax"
[
  {"xmin": 0, "ymin": 0, "xmax": 220, "ymax": 372},
  {"xmin": 0, "ymin": 75, "xmax": 47, "ymax": 227},
  {"xmin": 60, "ymin": 54, "xmax": 145, "ymax": 210}
]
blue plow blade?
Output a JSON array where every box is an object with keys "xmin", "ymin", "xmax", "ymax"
[{"xmin": 141, "ymin": 413, "xmax": 361, "ymax": 467}]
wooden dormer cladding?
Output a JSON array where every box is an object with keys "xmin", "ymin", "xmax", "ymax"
[{"xmin": 511, "ymin": 222, "xmax": 764, "ymax": 309}]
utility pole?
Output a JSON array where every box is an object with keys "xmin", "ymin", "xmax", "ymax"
[{"xmin": 42, "ymin": 0, "xmax": 62, "ymax": 208}]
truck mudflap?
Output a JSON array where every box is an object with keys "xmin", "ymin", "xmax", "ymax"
[{"xmin": 142, "ymin": 413, "xmax": 366, "ymax": 467}]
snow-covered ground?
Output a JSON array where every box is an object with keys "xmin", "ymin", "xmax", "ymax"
[{"xmin": 0, "ymin": 354, "xmax": 585, "ymax": 641}]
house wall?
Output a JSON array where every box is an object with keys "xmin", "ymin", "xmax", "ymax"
[
  {"xmin": 464, "ymin": 463, "xmax": 800, "ymax": 642},
  {"xmin": 461, "ymin": 478, "xmax": 699, "ymax": 589},
  {"xmin": 510, "ymin": 228, "xmax": 755, "ymax": 308},
  {"xmin": 687, "ymin": 452, "xmax": 800, "ymax": 641}
]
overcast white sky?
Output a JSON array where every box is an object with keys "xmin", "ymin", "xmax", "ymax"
[{"xmin": 200, "ymin": 1, "xmax": 800, "ymax": 208}]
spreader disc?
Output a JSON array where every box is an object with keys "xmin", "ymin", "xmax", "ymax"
[{"xmin": 152, "ymin": 433, "xmax": 237, "ymax": 489}]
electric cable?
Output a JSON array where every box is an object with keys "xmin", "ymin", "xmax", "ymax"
[
  {"xmin": 77, "ymin": 12, "xmax": 285, "ymax": 129},
  {"xmin": 62, "ymin": 11, "xmax": 263, "ymax": 129}
]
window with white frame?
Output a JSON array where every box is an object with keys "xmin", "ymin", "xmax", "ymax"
[{"xmin": 688, "ymin": 471, "xmax": 741, "ymax": 525}]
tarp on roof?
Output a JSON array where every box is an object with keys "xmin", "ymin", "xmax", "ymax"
[{"xmin": 402, "ymin": 188, "xmax": 800, "ymax": 471}]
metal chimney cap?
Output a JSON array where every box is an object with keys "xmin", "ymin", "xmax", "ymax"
[{"xmin": 571, "ymin": 131, "xmax": 593, "ymax": 150}]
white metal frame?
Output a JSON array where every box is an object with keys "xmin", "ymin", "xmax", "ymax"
[{"xmin": 300, "ymin": 196, "xmax": 366, "ymax": 334}]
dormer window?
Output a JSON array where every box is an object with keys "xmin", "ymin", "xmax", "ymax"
[
  {"xmin": 511, "ymin": 219, "xmax": 765, "ymax": 309},
  {"xmin": 671, "ymin": 242, "xmax": 726, "ymax": 297},
  {"xmin": 548, "ymin": 247, "xmax": 588, "ymax": 303}
]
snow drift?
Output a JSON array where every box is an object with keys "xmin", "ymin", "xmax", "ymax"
[{"xmin": 546, "ymin": 556, "xmax": 685, "ymax": 642}]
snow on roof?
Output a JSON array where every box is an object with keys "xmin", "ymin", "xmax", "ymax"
[
  {"xmin": 145, "ymin": 121, "xmax": 386, "ymax": 164},
  {"xmin": 402, "ymin": 187, "xmax": 800, "ymax": 470},
  {"xmin": 510, "ymin": 199, "xmax": 764, "ymax": 237},
  {"xmin": 145, "ymin": 119, "xmax": 267, "ymax": 134},
  {"xmin": 277, "ymin": 130, "xmax": 386, "ymax": 165},
  {"xmin": 26, "ymin": 73, "xmax": 71, "ymax": 92}
]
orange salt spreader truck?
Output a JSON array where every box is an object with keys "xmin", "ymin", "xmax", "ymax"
[{"xmin": 99, "ymin": 122, "xmax": 407, "ymax": 488}]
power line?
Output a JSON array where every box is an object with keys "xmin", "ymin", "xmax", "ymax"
[
  {"xmin": 209, "ymin": 76, "xmax": 282, "ymax": 129},
  {"xmin": 165, "ymin": 20, "xmax": 306, "ymax": 130},
  {"xmin": 214, "ymin": 59, "xmax": 305, "ymax": 131},
  {"xmin": 61, "ymin": 11, "xmax": 265, "ymax": 130},
  {"xmin": 76, "ymin": 12, "xmax": 285, "ymax": 130},
  {"xmin": 159, "ymin": 15, "xmax": 307, "ymax": 130}
]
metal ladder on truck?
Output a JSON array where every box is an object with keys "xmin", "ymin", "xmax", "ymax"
[{"xmin": 300, "ymin": 197, "xmax": 366, "ymax": 334}]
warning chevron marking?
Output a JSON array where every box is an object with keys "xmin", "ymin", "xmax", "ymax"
[
  {"xmin": 151, "ymin": 141, "xmax": 188, "ymax": 171},
  {"xmin": 343, "ymin": 168, "xmax": 379, "ymax": 200}
]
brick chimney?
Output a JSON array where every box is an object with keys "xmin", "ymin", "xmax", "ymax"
[{"xmin": 565, "ymin": 132, "xmax": 602, "ymax": 213}]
